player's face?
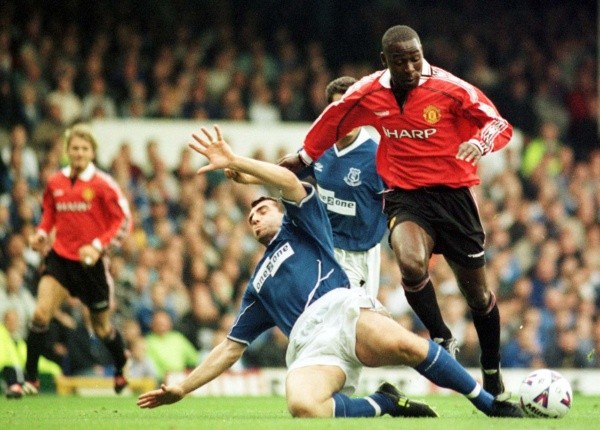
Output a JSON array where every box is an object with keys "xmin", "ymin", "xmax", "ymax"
[
  {"xmin": 67, "ymin": 135, "xmax": 95, "ymax": 173},
  {"xmin": 248, "ymin": 200, "xmax": 283, "ymax": 245},
  {"xmin": 381, "ymin": 38, "xmax": 423, "ymax": 91}
]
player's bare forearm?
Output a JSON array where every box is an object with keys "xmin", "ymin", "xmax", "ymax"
[
  {"xmin": 228, "ymin": 155, "xmax": 306, "ymax": 202},
  {"xmin": 179, "ymin": 339, "xmax": 246, "ymax": 395},
  {"xmin": 224, "ymin": 168, "xmax": 263, "ymax": 185}
]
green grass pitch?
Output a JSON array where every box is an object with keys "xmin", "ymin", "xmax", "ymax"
[{"xmin": 1, "ymin": 395, "xmax": 599, "ymax": 430}]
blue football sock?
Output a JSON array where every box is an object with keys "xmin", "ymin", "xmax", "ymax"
[
  {"xmin": 332, "ymin": 392, "xmax": 390, "ymax": 417},
  {"xmin": 415, "ymin": 340, "xmax": 494, "ymax": 414}
]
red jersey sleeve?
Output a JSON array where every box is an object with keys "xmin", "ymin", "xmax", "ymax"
[
  {"xmin": 95, "ymin": 172, "xmax": 132, "ymax": 251},
  {"xmin": 456, "ymin": 86, "xmax": 512, "ymax": 155}
]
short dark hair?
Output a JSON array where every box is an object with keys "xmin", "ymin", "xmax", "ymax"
[
  {"xmin": 325, "ymin": 76, "xmax": 358, "ymax": 103},
  {"xmin": 382, "ymin": 25, "xmax": 421, "ymax": 51},
  {"xmin": 250, "ymin": 196, "xmax": 279, "ymax": 209}
]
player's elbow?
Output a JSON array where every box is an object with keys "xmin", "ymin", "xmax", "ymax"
[{"xmin": 279, "ymin": 174, "xmax": 306, "ymax": 202}]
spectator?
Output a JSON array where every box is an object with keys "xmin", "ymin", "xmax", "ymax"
[
  {"xmin": 544, "ymin": 327, "xmax": 590, "ymax": 368},
  {"xmin": 247, "ymin": 76, "xmax": 280, "ymax": 123},
  {"xmin": 0, "ymin": 124, "xmax": 40, "ymax": 190},
  {"xmin": 492, "ymin": 73, "xmax": 537, "ymax": 138},
  {"xmin": 46, "ymin": 67, "xmax": 82, "ymax": 126},
  {"xmin": 81, "ymin": 75, "xmax": 117, "ymax": 120},
  {"xmin": 127, "ymin": 336, "xmax": 158, "ymax": 381},
  {"xmin": 1, "ymin": 309, "xmax": 27, "ymax": 398},
  {"xmin": 31, "ymin": 98, "xmax": 65, "ymax": 156},
  {"xmin": 565, "ymin": 62, "xmax": 599, "ymax": 162},
  {"xmin": 521, "ymin": 121, "xmax": 565, "ymax": 178},
  {"xmin": 501, "ymin": 324, "xmax": 544, "ymax": 368},
  {"xmin": 15, "ymin": 82, "xmax": 44, "ymax": 137},
  {"xmin": 275, "ymin": 79, "xmax": 305, "ymax": 122},
  {"xmin": 136, "ymin": 280, "xmax": 178, "ymax": 335},
  {"xmin": 120, "ymin": 80, "xmax": 149, "ymax": 118},
  {"xmin": 176, "ymin": 282, "xmax": 220, "ymax": 353},
  {"xmin": 144, "ymin": 309, "xmax": 198, "ymax": 382},
  {"xmin": 0, "ymin": 265, "xmax": 36, "ymax": 339}
]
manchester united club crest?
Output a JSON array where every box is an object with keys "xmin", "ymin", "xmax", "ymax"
[
  {"xmin": 423, "ymin": 105, "xmax": 441, "ymax": 124},
  {"xmin": 344, "ymin": 167, "xmax": 362, "ymax": 187},
  {"xmin": 82, "ymin": 187, "xmax": 95, "ymax": 201}
]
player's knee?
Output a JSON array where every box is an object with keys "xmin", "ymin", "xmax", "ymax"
[
  {"xmin": 397, "ymin": 255, "xmax": 428, "ymax": 280},
  {"xmin": 287, "ymin": 397, "xmax": 321, "ymax": 418},
  {"xmin": 468, "ymin": 290, "xmax": 493, "ymax": 313},
  {"xmin": 393, "ymin": 337, "xmax": 427, "ymax": 366}
]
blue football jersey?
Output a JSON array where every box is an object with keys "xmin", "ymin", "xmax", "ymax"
[
  {"xmin": 228, "ymin": 185, "xmax": 351, "ymax": 345},
  {"xmin": 311, "ymin": 128, "xmax": 387, "ymax": 251}
]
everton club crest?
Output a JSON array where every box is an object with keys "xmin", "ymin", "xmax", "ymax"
[{"xmin": 344, "ymin": 168, "xmax": 362, "ymax": 187}]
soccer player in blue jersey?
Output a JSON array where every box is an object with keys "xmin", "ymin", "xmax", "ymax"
[
  {"xmin": 137, "ymin": 125, "xmax": 523, "ymax": 418},
  {"xmin": 299, "ymin": 76, "xmax": 387, "ymax": 298}
]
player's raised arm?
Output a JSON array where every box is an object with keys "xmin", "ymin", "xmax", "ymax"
[{"xmin": 189, "ymin": 125, "xmax": 307, "ymax": 204}]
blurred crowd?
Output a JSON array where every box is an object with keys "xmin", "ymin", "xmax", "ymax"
[{"xmin": 0, "ymin": 0, "xmax": 599, "ymax": 388}]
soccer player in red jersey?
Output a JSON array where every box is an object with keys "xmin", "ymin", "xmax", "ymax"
[
  {"xmin": 23, "ymin": 123, "xmax": 132, "ymax": 395},
  {"xmin": 279, "ymin": 25, "xmax": 512, "ymax": 398}
]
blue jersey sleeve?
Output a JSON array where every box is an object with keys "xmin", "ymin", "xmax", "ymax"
[{"xmin": 227, "ymin": 289, "xmax": 276, "ymax": 345}]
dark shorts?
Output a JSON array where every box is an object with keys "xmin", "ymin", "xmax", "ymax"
[
  {"xmin": 383, "ymin": 186, "xmax": 486, "ymax": 269},
  {"xmin": 43, "ymin": 249, "xmax": 112, "ymax": 312}
]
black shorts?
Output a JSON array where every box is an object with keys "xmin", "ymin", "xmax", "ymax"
[
  {"xmin": 383, "ymin": 186, "xmax": 486, "ymax": 269},
  {"xmin": 43, "ymin": 249, "xmax": 112, "ymax": 312}
]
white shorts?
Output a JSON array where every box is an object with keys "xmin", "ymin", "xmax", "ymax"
[
  {"xmin": 334, "ymin": 243, "xmax": 381, "ymax": 298},
  {"xmin": 286, "ymin": 288, "xmax": 383, "ymax": 395}
]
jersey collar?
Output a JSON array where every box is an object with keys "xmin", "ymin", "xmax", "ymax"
[
  {"xmin": 62, "ymin": 163, "xmax": 96, "ymax": 181},
  {"xmin": 379, "ymin": 59, "xmax": 432, "ymax": 88},
  {"xmin": 334, "ymin": 127, "xmax": 375, "ymax": 157}
]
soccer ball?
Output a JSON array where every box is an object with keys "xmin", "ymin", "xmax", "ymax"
[{"xmin": 518, "ymin": 369, "xmax": 573, "ymax": 418}]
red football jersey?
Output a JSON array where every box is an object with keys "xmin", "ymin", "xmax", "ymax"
[
  {"xmin": 37, "ymin": 163, "xmax": 131, "ymax": 260},
  {"xmin": 301, "ymin": 61, "xmax": 512, "ymax": 189}
]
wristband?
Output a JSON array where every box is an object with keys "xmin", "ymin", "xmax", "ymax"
[
  {"xmin": 297, "ymin": 149, "xmax": 312, "ymax": 166},
  {"xmin": 467, "ymin": 139, "xmax": 485, "ymax": 155}
]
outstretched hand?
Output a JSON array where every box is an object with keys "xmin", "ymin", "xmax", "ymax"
[
  {"xmin": 189, "ymin": 125, "xmax": 235, "ymax": 174},
  {"xmin": 137, "ymin": 384, "xmax": 185, "ymax": 409}
]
